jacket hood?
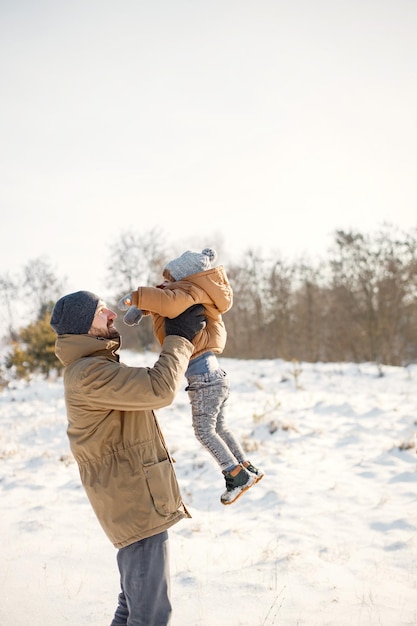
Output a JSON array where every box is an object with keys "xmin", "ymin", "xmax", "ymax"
[
  {"xmin": 54, "ymin": 334, "xmax": 121, "ymax": 367},
  {"xmin": 176, "ymin": 266, "xmax": 232, "ymax": 314}
]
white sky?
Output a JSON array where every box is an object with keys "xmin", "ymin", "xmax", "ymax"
[{"xmin": 1, "ymin": 0, "xmax": 417, "ymax": 296}]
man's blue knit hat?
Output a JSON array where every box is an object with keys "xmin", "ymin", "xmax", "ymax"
[{"xmin": 50, "ymin": 290, "xmax": 100, "ymax": 335}]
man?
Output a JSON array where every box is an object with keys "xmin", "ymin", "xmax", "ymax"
[{"xmin": 50, "ymin": 290, "xmax": 206, "ymax": 626}]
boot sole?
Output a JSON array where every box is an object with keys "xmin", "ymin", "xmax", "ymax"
[
  {"xmin": 252, "ymin": 473, "xmax": 264, "ymax": 484},
  {"xmin": 220, "ymin": 476, "xmax": 257, "ymax": 505}
]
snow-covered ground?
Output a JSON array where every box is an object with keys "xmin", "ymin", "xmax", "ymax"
[{"xmin": 1, "ymin": 352, "xmax": 416, "ymax": 625}]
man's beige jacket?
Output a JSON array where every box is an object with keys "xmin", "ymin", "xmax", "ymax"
[{"xmin": 55, "ymin": 333, "xmax": 192, "ymax": 548}]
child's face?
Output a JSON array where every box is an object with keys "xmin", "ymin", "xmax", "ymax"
[{"xmin": 162, "ymin": 269, "xmax": 175, "ymax": 282}]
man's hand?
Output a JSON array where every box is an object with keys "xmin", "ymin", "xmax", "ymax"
[{"xmin": 165, "ymin": 304, "xmax": 206, "ymax": 342}]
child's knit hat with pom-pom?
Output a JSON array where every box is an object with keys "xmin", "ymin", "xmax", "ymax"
[{"xmin": 163, "ymin": 248, "xmax": 217, "ymax": 281}]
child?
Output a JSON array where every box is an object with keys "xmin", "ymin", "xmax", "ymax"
[{"xmin": 118, "ymin": 247, "xmax": 264, "ymax": 505}]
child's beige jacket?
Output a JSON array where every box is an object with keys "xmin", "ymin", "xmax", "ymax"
[{"xmin": 131, "ymin": 266, "xmax": 233, "ymax": 359}]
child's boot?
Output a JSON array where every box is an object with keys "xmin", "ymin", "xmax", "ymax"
[
  {"xmin": 220, "ymin": 465, "xmax": 256, "ymax": 505},
  {"xmin": 243, "ymin": 460, "xmax": 264, "ymax": 483}
]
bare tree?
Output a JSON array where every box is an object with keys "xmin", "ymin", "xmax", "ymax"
[
  {"xmin": 0, "ymin": 272, "xmax": 19, "ymax": 340},
  {"xmin": 291, "ymin": 261, "xmax": 327, "ymax": 362},
  {"xmin": 107, "ymin": 227, "xmax": 169, "ymax": 297},
  {"xmin": 262, "ymin": 257, "xmax": 295, "ymax": 359},
  {"xmin": 226, "ymin": 249, "xmax": 272, "ymax": 358},
  {"xmin": 328, "ymin": 225, "xmax": 417, "ymax": 365},
  {"xmin": 105, "ymin": 228, "xmax": 171, "ymax": 350},
  {"xmin": 22, "ymin": 256, "xmax": 64, "ymax": 320}
]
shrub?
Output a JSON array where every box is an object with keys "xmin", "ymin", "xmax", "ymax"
[{"xmin": 5, "ymin": 311, "xmax": 62, "ymax": 379}]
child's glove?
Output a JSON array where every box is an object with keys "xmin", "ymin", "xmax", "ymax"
[
  {"xmin": 117, "ymin": 293, "xmax": 144, "ymax": 326},
  {"xmin": 118, "ymin": 293, "xmax": 134, "ymax": 310},
  {"xmin": 123, "ymin": 306, "xmax": 143, "ymax": 326}
]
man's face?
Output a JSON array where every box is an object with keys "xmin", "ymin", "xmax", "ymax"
[{"xmin": 88, "ymin": 301, "xmax": 119, "ymax": 339}]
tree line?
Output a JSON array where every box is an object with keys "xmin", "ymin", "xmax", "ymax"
[
  {"xmin": 2, "ymin": 224, "xmax": 417, "ymax": 380},
  {"xmin": 224, "ymin": 226, "xmax": 417, "ymax": 365}
]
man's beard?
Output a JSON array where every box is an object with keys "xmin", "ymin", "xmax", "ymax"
[
  {"xmin": 106, "ymin": 324, "xmax": 120, "ymax": 339},
  {"xmin": 89, "ymin": 322, "xmax": 120, "ymax": 339}
]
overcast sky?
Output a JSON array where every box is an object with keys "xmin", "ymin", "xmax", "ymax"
[{"xmin": 1, "ymin": 0, "xmax": 416, "ymax": 297}]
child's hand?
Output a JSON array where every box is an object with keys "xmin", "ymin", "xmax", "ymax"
[
  {"xmin": 118, "ymin": 293, "xmax": 144, "ymax": 326},
  {"xmin": 123, "ymin": 307, "xmax": 144, "ymax": 326},
  {"xmin": 118, "ymin": 293, "xmax": 133, "ymax": 310}
]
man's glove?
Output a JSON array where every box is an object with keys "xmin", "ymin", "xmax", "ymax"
[
  {"xmin": 117, "ymin": 293, "xmax": 143, "ymax": 326},
  {"xmin": 165, "ymin": 304, "xmax": 206, "ymax": 342}
]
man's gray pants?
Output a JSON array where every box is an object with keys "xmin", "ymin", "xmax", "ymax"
[{"xmin": 110, "ymin": 530, "xmax": 171, "ymax": 626}]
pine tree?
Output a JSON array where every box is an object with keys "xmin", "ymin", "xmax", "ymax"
[{"xmin": 5, "ymin": 311, "xmax": 62, "ymax": 379}]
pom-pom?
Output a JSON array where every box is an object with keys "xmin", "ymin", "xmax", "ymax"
[{"xmin": 202, "ymin": 248, "xmax": 217, "ymax": 263}]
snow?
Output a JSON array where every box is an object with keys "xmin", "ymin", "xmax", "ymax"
[{"xmin": 1, "ymin": 352, "xmax": 416, "ymax": 625}]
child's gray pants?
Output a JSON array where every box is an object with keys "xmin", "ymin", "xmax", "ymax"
[{"xmin": 186, "ymin": 360, "xmax": 246, "ymax": 471}]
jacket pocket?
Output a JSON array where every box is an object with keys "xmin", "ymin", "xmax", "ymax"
[{"xmin": 143, "ymin": 459, "xmax": 181, "ymax": 516}]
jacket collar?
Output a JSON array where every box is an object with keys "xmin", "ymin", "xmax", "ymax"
[{"xmin": 54, "ymin": 333, "xmax": 121, "ymax": 367}]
